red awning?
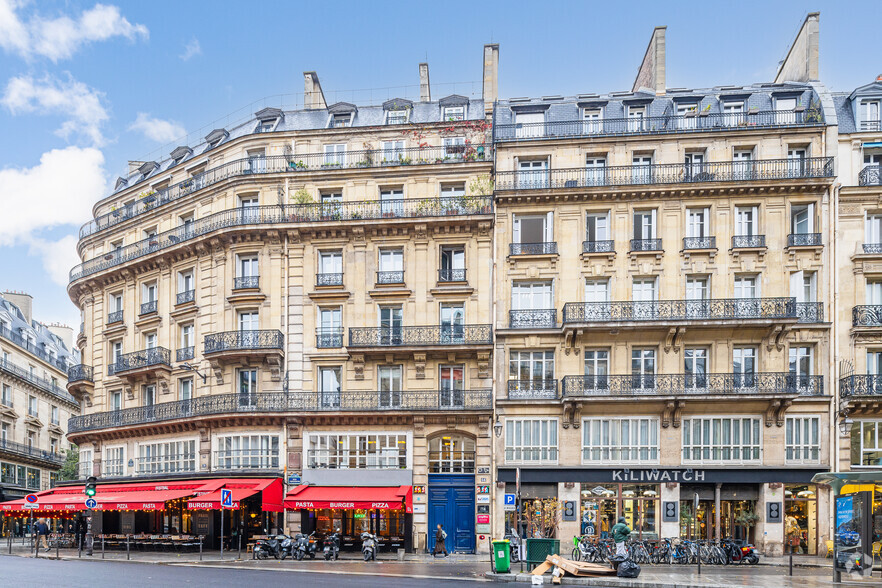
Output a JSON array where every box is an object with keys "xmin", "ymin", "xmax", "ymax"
[
  {"xmin": 284, "ymin": 485, "xmax": 413, "ymax": 513},
  {"xmin": 186, "ymin": 478, "xmax": 283, "ymax": 512},
  {"xmin": 0, "ymin": 478, "xmax": 283, "ymax": 514}
]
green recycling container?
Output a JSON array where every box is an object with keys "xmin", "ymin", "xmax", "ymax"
[
  {"xmin": 491, "ymin": 539, "xmax": 511, "ymax": 573},
  {"xmin": 525, "ymin": 538, "xmax": 560, "ymax": 566}
]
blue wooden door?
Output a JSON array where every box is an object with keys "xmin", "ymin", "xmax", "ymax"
[{"xmin": 428, "ymin": 474, "xmax": 475, "ymax": 554}]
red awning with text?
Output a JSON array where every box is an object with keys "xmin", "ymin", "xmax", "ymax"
[
  {"xmin": 186, "ymin": 478, "xmax": 283, "ymax": 512},
  {"xmin": 284, "ymin": 485, "xmax": 413, "ymax": 513}
]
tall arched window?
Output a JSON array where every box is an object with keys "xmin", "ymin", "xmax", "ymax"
[{"xmin": 429, "ymin": 434, "xmax": 476, "ymax": 473}]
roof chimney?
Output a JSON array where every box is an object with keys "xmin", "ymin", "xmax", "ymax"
[
  {"xmin": 419, "ymin": 63, "xmax": 431, "ymax": 102},
  {"xmin": 482, "ymin": 44, "xmax": 499, "ymax": 116},
  {"xmin": 303, "ymin": 72, "xmax": 327, "ymax": 110},
  {"xmin": 47, "ymin": 323, "xmax": 74, "ymax": 351},
  {"xmin": 632, "ymin": 26, "xmax": 666, "ymax": 95},
  {"xmin": 774, "ymin": 12, "xmax": 820, "ymax": 83},
  {"xmin": 2, "ymin": 291, "xmax": 33, "ymax": 325}
]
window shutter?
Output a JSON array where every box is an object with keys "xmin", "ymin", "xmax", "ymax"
[
  {"xmin": 545, "ymin": 212, "xmax": 554, "ymax": 242},
  {"xmin": 790, "ymin": 271, "xmax": 804, "ymax": 303},
  {"xmin": 806, "ymin": 203, "xmax": 814, "ymax": 233},
  {"xmin": 513, "ymin": 216, "xmax": 521, "ymax": 244}
]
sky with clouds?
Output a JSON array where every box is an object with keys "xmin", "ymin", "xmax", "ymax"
[{"xmin": 0, "ymin": 0, "xmax": 879, "ymax": 331}]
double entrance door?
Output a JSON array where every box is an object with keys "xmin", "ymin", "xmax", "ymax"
[{"xmin": 428, "ymin": 474, "xmax": 475, "ymax": 553}]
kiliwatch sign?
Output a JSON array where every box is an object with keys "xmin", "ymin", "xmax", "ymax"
[{"xmin": 611, "ymin": 469, "xmax": 706, "ymax": 482}]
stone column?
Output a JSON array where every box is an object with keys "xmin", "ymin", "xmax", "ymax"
[
  {"xmin": 411, "ymin": 417, "xmax": 428, "ymax": 553},
  {"xmin": 660, "ymin": 483, "xmax": 680, "ymax": 539},
  {"xmin": 558, "ymin": 482, "xmax": 580, "ymax": 545},
  {"xmin": 756, "ymin": 483, "xmax": 784, "ymax": 556}
]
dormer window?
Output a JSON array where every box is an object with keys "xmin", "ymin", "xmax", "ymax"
[
  {"xmin": 257, "ymin": 121, "xmax": 274, "ymax": 133},
  {"xmin": 332, "ymin": 113, "xmax": 351, "ymax": 128},
  {"xmin": 861, "ymin": 100, "xmax": 881, "ymax": 131},
  {"xmin": 253, "ymin": 108, "xmax": 282, "ymax": 134},
  {"xmin": 387, "ymin": 109, "xmax": 408, "ymax": 125},
  {"xmin": 442, "ymin": 106, "xmax": 465, "ymax": 121}
]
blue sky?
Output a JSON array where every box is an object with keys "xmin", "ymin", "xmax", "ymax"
[{"xmin": 0, "ymin": 0, "xmax": 879, "ymax": 331}]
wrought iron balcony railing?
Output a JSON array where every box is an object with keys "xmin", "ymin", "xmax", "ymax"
[
  {"xmin": 493, "ymin": 110, "xmax": 824, "ymax": 142},
  {"xmin": 68, "ymin": 389, "xmax": 493, "ymax": 433},
  {"xmin": 204, "ymin": 330, "xmax": 284, "ymax": 354},
  {"xmin": 863, "ymin": 243, "xmax": 882, "ymax": 254},
  {"xmin": 732, "ymin": 235, "xmax": 766, "ymax": 248},
  {"xmin": 683, "ymin": 236, "xmax": 716, "ymax": 250},
  {"xmin": 510, "ymin": 242, "xmax": 558, "ymax": 256},
  {"xmin": 0, "ymin": 358, "xmax": 74, "ymax": 405},
  {"xmin": 509, "ymin": 309, "xmax": 557, "ymax": 329},
  {"xmin": 583, "ymin": 240, "xmax": 614, "ymax": 254},
  {"xmin": 840, "ymin": 374, "xmax": 882, "ymax": 397},
  {"xmin": 0, "ymin": 324, "xmax": 69, "ymax": 372},
  {"xmin": 0, "ymin": 439, "xmax": 65, "ymax": 467},
  {"xmin": 316, "ymin": 273, "xmax": 343, "ymax": 287},
  {"xmin": 787, "ymin": 233, "xmax": 822, "ymax": 247},
  {"xmin": 507, "ymin": 379, "xmax": 559, "ymax": 400},
  {"xmin": 853, "ymin": 305, "xmax": 882, "ymax": 327},
  {"xmin": 376, "ymin": 271, "xmax": 404, "ymax": 284},
  {"xmin": 70, "ymin": 196, "xmax": 493, "ymax": 282},
  {"xmin": 562, "ymin": 297, "xmax": 797, "ymax": 323},
  {"xmin": 139, "ymin": 300, "xmax": 157, "ymax": 315},
  {"xmin": 859, "ymin": 165, "xmax": 882, "ymax": 186},
  {"xmin": 233, "ymin": 276, "xmax": 260, "ymax": 290},
  {"xmin": 562, "ymin": 373, "xmax": 824, "ymax": 397},
  {"xmin": 796, "ymin": 302, "xmax": 824, "ymax": 323},
  {"xmin": 348, "ymin": 325, "xmax": 492, "ymax": 347},
  {"xmin": 79, "ymin": 146, "xmax": 491, "ymax": 239},
  {"xmin": 176, "ymin": 347, "xmax": 194, "ymax": 362},
  {"xmin": 176, "ymin": 290, "xmax": 195, "ymax": 305},
  {"xmin": 67, "ymin": 363, "xmax": 93, "ymax": 384},
  {"xmin": 316, "ymin": 328, "xmax": 344, "ymax": 348},
  {"xmin": 631, "ymin": 238, "xmax": 662, "ymax": 252},
  {"xmin": 110, "ymin": 347, "xmax": 171, "ymax": 375},
  {"xmin": 107, "ymin": 310, "xmax": 124, "ymax": 324},
  {"xmin": 494, "ymin": 157, "xmax": 834, "ymax": 191},
  {"xmin": 438, "ymin": 268, "xmax": 467, "ymax": 282}
]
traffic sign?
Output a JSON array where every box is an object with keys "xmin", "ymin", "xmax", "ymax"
[
  {"xmin": 221, "ymin": 488, "xmax": 233, "ymax": 508},
  {"xmin": 503, "ymin": 493, "xmax": 516, "ymax": 511},
  {"xmin": 85, "ymin": 498, "xmax": 97, "ymax": 509},
  {"xmin": 24, "ymin": 494, "xmax": 38, "ymax": 503},
  {"xmin": 22, "ymin": 502, "xmax": 39, "ymax": 509}
]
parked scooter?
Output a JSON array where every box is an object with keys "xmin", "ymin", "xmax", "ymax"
[
  {"xmin": 294, "ymin": 531, "xmax": 318, "ymax": 560},
  {"xmin": 323, "ymin": 532, "xmax": 340, "ymax": 560},
  {"xmin": 721, "ymin": 538, "xmax": 760, "ymax": 565},
  {"xmin": 255, "ymin": 534, "xmax": 286, "ymax": 560},
  {"xmin": 361, "ymin": 532, "xmax": 378, "ymax": 561},
  {"xmin": 503, "ymin": 528, "xmax": 521, "ymax": 563},
  {"xmin": 278, "ymin": 534, "xmax": 294, "ymax": 560}
]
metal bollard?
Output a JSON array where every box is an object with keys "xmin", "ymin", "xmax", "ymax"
[
  {"xmin": 101, "ymin": 535, "xmax": 105, "ymax": 559},
  {"xmin": 78, "ymin": 535, "xmax": 82, "ymax": 558},
  {"xmin": 56, "ymin": 536, "xmax": 59, "ymax": 559},
  {"xmin": 33, "ymin": 533, "xmax": 37, "ymax": 558},
  {"xmin": 127, "ymin": 535, "xmax": 130, "ymax": 560},
  {"xmin": 238, "ymin": 534, "xmax": 242, "ymax": 560},
  {"xmin": 199, "ymin": 537, "xmax": 202, "ymax": 561}
]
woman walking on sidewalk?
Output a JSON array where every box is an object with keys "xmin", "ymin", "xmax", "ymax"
[{"xmin": 433, "ymin": 524, "xmax": 448, "ymax": 557}]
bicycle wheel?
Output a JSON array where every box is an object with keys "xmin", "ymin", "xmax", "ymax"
[{"xmin": 571, "ymin": 547, "xmax": 581, "ymax": 561}]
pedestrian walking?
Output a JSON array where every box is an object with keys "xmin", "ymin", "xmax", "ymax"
[
  {"xmin": 433, "ymin": 524, "xmax": 448, "ymax": 557},
  {"xmin": 611, "ymin": 516, "xmax": 631, "ymax": 558},
  {"xmin": 35, "ymin": 518, "xmax": 50, "ymax": 551}
]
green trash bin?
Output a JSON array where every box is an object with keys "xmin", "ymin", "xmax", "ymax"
[
  {"xmin": 525, "ymin": 538, "xmax": 561, "ymax": 566},
  {"xmin": 491, "ymin": 539, "xmax": 511, "ymax": 573}
]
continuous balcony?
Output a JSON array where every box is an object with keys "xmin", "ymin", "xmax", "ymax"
[
  {"xmin": 70, "ymin": 196, "xmax": 493, "ymax": 283},
  {"xmin": 494, "ymin": 157, "xmax": 834, "ymax": 192},
  {"xmin": 0, "ymin": 324, "xmax": 69, "ymax": 372},
  {"xmin": 507, "ymin": 379, "xmax": 559, "ymax": 400},
  {"xmin": 78, "ymin": 146, "xmax": 491, "ymax": 240},
  {"xmin": 0, "ymin": 358, "xmax": 76, "ymax": 406},
  {"xmin": 859, "ymin": 165, "xmax": 881, "ymax": 186},
  {"xmin": 853, "ymin": 305, "xmax": 882, "ymax": 327},
  {"xmin": 562, "ymin": 373, "xmax": 824, "ymax": 398},
  {"xmin": 787, "ymin": 233, "xmax": 822, "ymax": 247},
  {"xmin": 66, "ymin": 363, "xmax": 94, "ymax": 402},
  {"xmin": 840, "ymin": 375, "xmax": 882, "ymax": 397},
  {"xmin": 562, "ymin": 298, "xmax": 798, "ymax": 328},
  {"xmin": 68, "ymin": 389, "xmax": 493, "ymax": 433},
  {"xmin": 108, "ymin": 347, "xmax": 172, "ymax": 378},
  {"xmin": 509, "ymin": 309, "xmax": 557, "ymax": 329},
  {"xmin": 347, "ymin": 325, "xmax": 492, "ymax": 349},
  {"xmin": 493, "ymin": 110, "xmax": 825, "ymax": 143},
  {"xmin": 510, "ymin": 242, "xmax": 557, "ymax": 256},
  {"xmin": 0, "ymin": 439, "xmax": 65, "ymax": 468}
]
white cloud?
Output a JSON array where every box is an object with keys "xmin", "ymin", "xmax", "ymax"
[
  {"xmin": 128, "ymin": 112, "xmax": 185, "ymax": 143},
  {"xmin": 0, "ymin": 0, "xmax": 148, "ymax": 61},
  {"xmin": 27, "ymin": 234, "xmax": 81, "ymax": 287},
  {"xmin": 2, "ymin": 74, "xmax": 109, "ymax": 146},
  {"xmin": 180, "ymin": 38, "xmax": 201, "ymax": 61},
  {"xmin": 0, "ymin": 146, "xmax": 106, "ymax": 249}
]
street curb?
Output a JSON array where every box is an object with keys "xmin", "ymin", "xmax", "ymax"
[{"xmin": 486, "ymin": 572, "xmax": 770, "ymax": 587}]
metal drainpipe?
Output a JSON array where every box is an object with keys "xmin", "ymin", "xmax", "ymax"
[
  {"xmin": 282, "ymin": 177, "xmax": 290, "ymax": 534},
  {"xmin": 830, "ymin": 180, "xmax": 841, "ymax": 535},
  {"xmin": 489, "ymin": 106, "xmax": 500, "ymax": 541}
]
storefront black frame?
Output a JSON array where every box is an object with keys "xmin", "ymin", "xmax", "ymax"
[{"xmin": 497, "ymin": 467, "xmax": 827, "ymax": 484}]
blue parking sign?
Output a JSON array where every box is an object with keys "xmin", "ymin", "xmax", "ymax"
[
  {"xmin": 221, "ymin": 488, "xmax": 233, "ymax": 508},
  {"xmin": 504, "ymin": 493, "xmax": 516, "ymax": 511}
]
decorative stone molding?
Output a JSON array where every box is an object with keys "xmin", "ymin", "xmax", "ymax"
[
  {"xmin": 413, "ymin": 353, "xmax": 426, "ymax": 379},
  {"xmin": 477, "ymin": 352, "xmax": 491, "ymax": 379},
  {"xmin": 352, "ymin": 354, "xmax": 365, "ymax": 380}
]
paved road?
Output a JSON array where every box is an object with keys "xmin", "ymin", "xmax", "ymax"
[{"xmin": 2, "ymin": 556, "xmax": 490, "ymax": 587}]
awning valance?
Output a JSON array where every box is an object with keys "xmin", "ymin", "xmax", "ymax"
[{"xmin": 284, "ymin": 485, "xmax": 412, "ymax": 513}]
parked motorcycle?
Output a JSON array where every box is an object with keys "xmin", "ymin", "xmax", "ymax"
[
  {"xmin": 721, "ymin": 538, "xmax": 759, "ymax": 564},
  {"xmin": 294, "ymin": 531, "xmax": 318, "ymax": 560},
  {"xmin": 278, "ymin": 534, "xmax": 294, "ymax": 560},
  {"xmin": 503, "ymin": 528, "xmax": 521, "ymax": 563},
  {"xmin": 323, "ymin": 532, "xmax": 340, "ymax": 560},
  {"xmin": 361, "ymin": 532, "xmax": 378, "ymax": 561},
  {"xmin": 255, "ymin": 534, "xmax": 286, "ymax": 560}
]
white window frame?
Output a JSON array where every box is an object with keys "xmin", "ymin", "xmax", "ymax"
[
  {"xmin": 385, "ymin": 109, "xmax": 409, "ymax": 125},
  {"xmin": 504, "ymin": 418, "xmax": 559, "ymax": 464},
  {"xmin": 442, "ymin": 106, "xmax": 465, "ymax": 121},
  {"xmin": 586, "ymin": 211, "xmax": 610, "ymax": 242},
  {"xmin": 785, "ymin": 416, "xmax": 821, "ymax": 464},
  {"xmin": 214, "ymin": 434, "xmax": 280, "ymax": 470},
  {"xmin": 513, "ymin": 212, "xmax": 553, "ymax": 244},
  {"xmin": 323, "ymin": 143, "xmax": 346, "ymax": 166},
  {"xmin": 514, "ymin": 111, "xmax": 545, "ymax": 138},
  {"xmin": 79, "ymin": 449, "xmax": 94, "ymax": 478},
  {"xmin": 853, "ymin": 420, "xmax": 882, "ymax": 467},
  {"xmin": 103, "ymin": 446, "xmax": 125, "ymax": 477},
  {"xmin": 581, "ymin": 417, "xmax": 659, "ymax": 464},
  {"xmin": 682, "ymin": 416, "xmax": 762, "ymax": 464},
  {"xmin": 305, "ymin": 432, "xmax": 411, "ymax": 470},
  {"xmin": 136, "ymin": 439, "xmax": 197, "ymax": 475}
]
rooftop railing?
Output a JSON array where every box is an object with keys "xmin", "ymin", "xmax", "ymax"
[
  {"xmin": 493, "ymin": 110, "xmax": 824, "ymax": 142},
  {"xmin": 562, "ymin": 373, "xmax": 824, "ymax": 397},
  {"xmin": 79, "ymin": 145, "xmax": 490, "ymax": 239},
  {"xmin": 562, "ymin": 298, "xmax": 797, "ymax": 324},
  {"xmin": 71, "ymin": 196, "xmax": 493, "ymax": 283},
  {"xmin": 494, "ymin": 157, "xmax": 834, "ymax": 191},
  {"xmin": 68, "ymin": 389, "xmax": 493, "ymax": 432},
  {"xmin": 348, "ymin": 325, "xmax": 492, "ymax": 347}
]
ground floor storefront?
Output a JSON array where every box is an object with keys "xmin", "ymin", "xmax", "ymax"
[{"xmin": 496, "ymin": 467, "xmax": 829, "ymax": 556}]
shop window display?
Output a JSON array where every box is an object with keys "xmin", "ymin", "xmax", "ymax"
[
  {"xmin": 579, "ymin": 483, "xmax": 659, "ymax": 540},
  {"xmin": 784, "ymin": 484, "xmax": 817, "ymax": 555}
]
